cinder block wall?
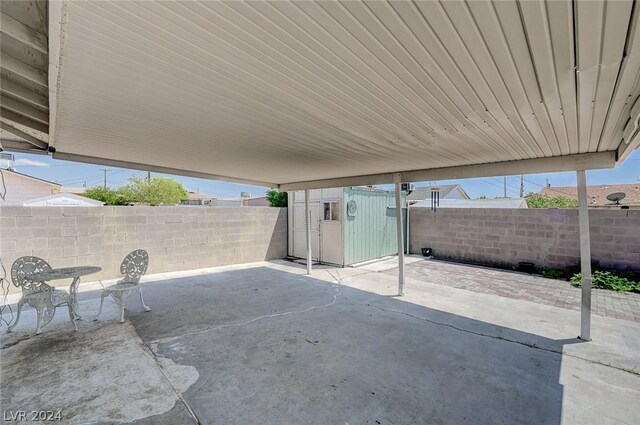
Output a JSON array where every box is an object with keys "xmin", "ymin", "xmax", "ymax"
[
  {"xmin": 409, "ymin": 208, "xmax": 640, "ymax": 271},
  {"xmin": 0, "ymin": 206, "xmax": 287, "ymax": 293}
]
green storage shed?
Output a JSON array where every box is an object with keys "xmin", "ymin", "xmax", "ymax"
[{"xmin": 288, "ymin": 187, "xmax": 407, "ymax": 266}]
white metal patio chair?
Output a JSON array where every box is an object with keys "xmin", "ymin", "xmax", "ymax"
[
  {"xmin": 94, "ymin": 250, "xmax": 150, "ymax": 323},
  {"xmin": 7, "ymin": 256, "xmax": 74, "ymax": 334}
]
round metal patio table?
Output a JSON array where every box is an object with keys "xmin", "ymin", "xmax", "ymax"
[{"xmin": 26, "ymin": 266, "xmax": 102, "ymax": 331}]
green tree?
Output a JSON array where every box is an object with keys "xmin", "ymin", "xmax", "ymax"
[
  {"xmin": 266, "ymin": 189, "xmax": 287, "ymax": 207},
  {"xmin": 525, "ymin": 192, "xmax": 578, "ymax": 208},
  {"xmin": 83, "ymin": 186, "xmax": 129, "ymax": 205},
  {"xmin": 120, "ymin": 176, "xmax": 187, "ymax": 205}
]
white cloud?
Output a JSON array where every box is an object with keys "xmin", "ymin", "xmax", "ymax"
[{"xmin": 14, "ymin": 158, "xmax": 50, "ymax": 167}]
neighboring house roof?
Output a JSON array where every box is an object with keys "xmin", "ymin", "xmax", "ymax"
[
  {"xmin": 184, "ymin": 191, "xmax": 215, "ymax": 201},
  {"xmin": 209, "ymin": 198, "xmax": 244, "ymax": 207},
  {"xmin": 2, "ymin": 169, "xmax": 61, "ymax": 187},
  {"xmin": 539, "ymin": 184, "xmax": 640, "ymax": 207},
  {"xmin": 413, "ymin": 198, "xmax": 528, "ymax": 209},
  {"xmin": 243, "ymin": 196, "xmax": 270, "ymax": 207},
  {"xmin": 407, "ymin": 184, "xmax": 470, "ymax": 201},
  {"xmin": 22, "ymin": 193, "xmax": 104, "ymax": 207},
  {"xmin": 60, "ymin": 186, "xmax": 86, "ymax": 194}
]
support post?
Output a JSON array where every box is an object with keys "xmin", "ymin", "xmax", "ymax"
[
  {"xmin": 305, "ymin": 189, "xmax": 312, "ymax": 275},
  {"xmin": 577, "ymin": 170, "xmax": 592, "ymax": 341},
  {"xmin": 394, "ymin": 175, "xmax": 405, "ymax": 296}
]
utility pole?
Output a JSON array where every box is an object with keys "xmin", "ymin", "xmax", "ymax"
[
  {"xmin": 100, "ymin": 169, "xmax": 110, "ymax": 188},
  {"xmin": 520, "ymin": 175, "xmax": 524, "ymax": 198},
  {"xmin": 503, "ymin": 176, "xmax": 507, "ymax": 198}
]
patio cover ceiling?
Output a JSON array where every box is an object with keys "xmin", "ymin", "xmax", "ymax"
[{"xmin": 38, "ymin": 1, "xmax": 640, "ymax": 189}]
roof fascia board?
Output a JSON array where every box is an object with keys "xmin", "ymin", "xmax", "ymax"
[
  {"xmin": 280, "ymin": 152, "xmax": 617, "ymax": 191},
  {"xmin": 3, "ymin": 169, "xmax": 61, "ymax": 187},
  {"xmin": 52, "ymin": 151, "xmax": 279, "ymax": 188},
  {"xmin": 458, "ymin": 186, "xmax": 471, "ymax": 199},
  {"xmin": 48, "ymin": 0, "xmax": 66, "ymax": 150}
]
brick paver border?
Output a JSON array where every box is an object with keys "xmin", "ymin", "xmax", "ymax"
[{"xmin": 385, "ymin": 259, "xmax": 640, "ymax": 323}]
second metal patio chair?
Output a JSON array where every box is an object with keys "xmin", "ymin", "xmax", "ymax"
[{"xmin": 94, "ymin": 249, "xmax": 151, "ymax": 323}]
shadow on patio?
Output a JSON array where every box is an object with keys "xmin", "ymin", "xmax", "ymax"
[{"xmin": 1, "ymin": 264, "xmax": 574, "ymax": 424}]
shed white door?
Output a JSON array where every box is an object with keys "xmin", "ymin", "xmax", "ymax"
[
  {"xmin": 292, "ymin": 202, "xmax": 320, "ymax": 261},
  {"xmin": 320, "ymin": 200, "xmax": 343, "ymax": 265}
]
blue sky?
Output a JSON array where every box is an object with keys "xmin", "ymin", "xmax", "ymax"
[{"xmin": 9, "ymin": 150, "xmax": 640, "ymax": 199}]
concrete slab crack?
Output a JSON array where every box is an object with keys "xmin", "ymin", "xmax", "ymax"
[{"xmin": 149, "ymin": 272, "xmax": 343, "ymax": 346}]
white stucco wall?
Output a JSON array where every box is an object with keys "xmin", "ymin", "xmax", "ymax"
[{"xmin": 0, "ymin": 171, "xmax": 60, "ymax": 205}]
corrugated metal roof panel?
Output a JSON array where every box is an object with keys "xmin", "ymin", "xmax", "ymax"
[{"xmin": 47, "ymin": 0, "xmax": 640, "ymax": 187}]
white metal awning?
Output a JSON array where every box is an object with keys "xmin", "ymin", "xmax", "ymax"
[{"xmin": 36, "ymin": 1, "xmax": 640, "ymax": 188}]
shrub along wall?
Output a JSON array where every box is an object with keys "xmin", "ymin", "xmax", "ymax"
[
  {"xmin": 409, "ymin": 208, "xmax": 640, "ymax": 272},
  {"xmin": 0, "ymin": 206, "xmax": 287, "ymax": 294}
]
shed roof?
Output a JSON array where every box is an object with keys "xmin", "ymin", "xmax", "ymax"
[
  {"xmin": 22, "ymin": 192, "xmax": 103, "ymax": 206},
  {"xmin": 185, "ymin": 191, "xmax": 216, "ymax": 201},
  {"xmin": 4, "ymin": 1, "xmax": 640, "ymax": 189}
]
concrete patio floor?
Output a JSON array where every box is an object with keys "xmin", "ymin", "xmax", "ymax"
[{"xmin": 1, "ymin": 258, "xmax": 639, "ymax": 425}]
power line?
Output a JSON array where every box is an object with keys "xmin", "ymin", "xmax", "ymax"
[
  {"xmin": 478, "ymin": 177, "xmax": 520, "ymax": 197},
  {"xmin": 522, "ymin": 177, "xmax": 578, "ymax": 197},
  {"xmin": 57, "ymin": 169, "xmax": 128, "ymax": 185},
  {"xmin": 58, "ymin": 175, "xmax": 103, "ymax": 185},
  {"xmin": 490, "ymin": 177, "xmax": 521, "ymax": 192},
  {"xmin": 478, "ymin": 178, "xmax": 514, "ymax": 196}
]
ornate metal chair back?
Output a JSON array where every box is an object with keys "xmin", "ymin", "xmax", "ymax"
[
  {"xmin": 11, "ymin": 256, "xmax": 54, "ymax": 296},
  {"xmin": 120, "ymin": 250, "xmax": 149, "ymax": 284}
]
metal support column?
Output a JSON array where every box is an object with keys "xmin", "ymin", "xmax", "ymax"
[
  {"xmin": 577, "ymin": 170, "xmax": 592, "ymax": 341},
  {"xmin": 395, "ymin": 176, "xmax": 405, "ymax": 296},
  {"xmin": 305, "ymin": 189, "xmax": 312, "ymax": 275}
]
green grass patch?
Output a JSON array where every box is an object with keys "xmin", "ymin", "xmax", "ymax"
[{"xmin": 570, "ymin": 270, "xmax": 640, "ymax": 293}]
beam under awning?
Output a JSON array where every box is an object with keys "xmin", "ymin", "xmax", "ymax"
[
  {"xmin": 0, "ymin": 11, "xmax": 48, "ymax": 54},
  {"xmin": 280, "ymin": 152, "xmax": 617, "ymax": 191},
  {"xmin": 52, "ymin": 151, "xmax": 278, "ymax": 188},
  {"xmin": 0, "ymin": 138, "xmax": 46, "ymax": 154},
  {"xmin": 0, "ymin": 121, "xmax": 48, "ymax": 150},
  {"xmin": 0, "ymin": 108, "xmax": 49, "ymax": 139},
  {"xmin": 47, "ymin": 151, "xmax": 618, "ymax": 192},
  {"xmin": 0, "ymin": 53, "xmax": 48, "ymax": 89}
]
